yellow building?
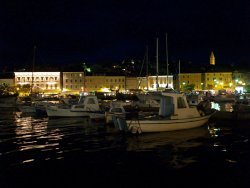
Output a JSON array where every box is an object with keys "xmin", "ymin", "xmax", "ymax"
[
  {"xmin": 62, "ymin": 72, "xmax": 85, "ymax": 93},
  {"xmin": 205, "ymin": 72, "xmax": 233, "ymax": 91},
  {"xmin": 125, "ymin": 77, "xmax": 138, "ymax": 92},
  {"xmin": 86, "ymin": 75, "xmax": 125, "ymax": 92},
  {"xmin": 232, "ymin": 71, "xmax": 248, "ymax": 93},
  {"xmin": 178, "ymin": 72, "xmax": 233, "ymax": 92},
  {"xmin": 179, "ymin": 73, "xmax": 202, "ymax": 91},
  {"xmin": 12, "ymin": 69, "xmax": 242, "ymax": 95},
  {"xmin": 62, "ymin": 73, "xmax": 126, "ymax": 93}
]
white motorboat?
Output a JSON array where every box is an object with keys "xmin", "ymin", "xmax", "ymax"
[
  {"xmin": 112, "ymin": 92, "xmax": 215, "ymax": 134},
  {"xmin": 46, "ymin": 95, "xmax": 105, "ymax": 119}
]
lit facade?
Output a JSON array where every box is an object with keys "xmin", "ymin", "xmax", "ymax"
[
  {"xmin": 137, "ymin": 75, "xmax": 174, "ymax": 91},
  {"xmin": 62, "ymin": 72, "xmax": 84, "ymax": 93},
  {"xmin": 62, "ymin": 73, "xmax": 126, "ymax": 93},
  {"xmin": 62, "ymin": 74, "xmax": 173, "ymax": 93},
  {"xmin": 178, "ymin": 72, "xmax": 234, "ymax": 91},
  {"xmin": 9, "ymin": 70, "xmax": 248, "ymax": 94},
  {"xmin": 205, "ymin": 72, "xmax": 232, "ymax": 91},
  {"xmin": 232, "ymin": 71, "xmax": 250, "ymax": 93},
  {"xmin": 149, "ymin": 75, "xmax": 174, "ymax": 90},
  {"xmin": 14, "ymin": 72, "xmax": 61, "ymax": 93},
  {"xmin": 86, "ymin": 75, "xmax": 126, "ymax": 92},
  {"xmin": 179, "ymin": 73, "xmax": 202, "ymax": 91}
]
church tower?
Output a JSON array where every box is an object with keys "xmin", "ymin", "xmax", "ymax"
[{"xmin": 210, "ymin": 51, "xmax": 215, "ymax": 65}]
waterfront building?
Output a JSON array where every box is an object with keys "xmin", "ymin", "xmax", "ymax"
[
  {"xmin": 125, "ymin": 77, "xmax": 138, "ymax": 92},
  {"xmin": 205, "ymin": 72, "xmax": 233, "ymax": 91},
  {"xmin": 5, "ymin": 64, "xmax": 247, "ymax": 95},
  {"xmin": 178, "ymin": 72, "xmax": 233, "ymax": 92},
  {"xmin": 11, "ymin": 72, "xmax": 174, "ymax": 94},
  {"xmin": 63, "ymin": 73, "xmax": 126, "ymax": 93},
  {"xmin": 14, "ymin": 72, "xmax": 61, "ymax": 94},
  {"xmin": 179, "ymin": 73, "xmax": 202, "ymax": 91},
  {"xmin": 121, "ymin": 75, "xmax": 174, "ymax": 92},
  {"xmin": 62, "ymin": 72, "xmax": 85, "ymax": 94},
  {"xmin": 232, "ymin": 71, "xmax": 250, "ymax": 93},
  {"xmin": 86, "ymin": 75, "xmax": 126, "ymax": 93},
  {"xmin": 148, "ymin": 75, "xmax": 174, "ymax": 91}
]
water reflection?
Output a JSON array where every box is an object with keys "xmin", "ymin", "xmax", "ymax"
[
  {"xmin": 208, "ymin": 123, "xmax": 250, "ymax": 166},
  {"xmin": 211, "ymin": 102, "xmax": 233, "ymax": 112},
  {"xmin": 1, "ymin": 106, "xmax": 250, "ymax": 181},
  {"xmin": 126, "ymin": 126, "xmax": 210, "ymax": 151},
  {"xmin": 126, "ymin": 126, "xmax": 210, "ymax": 169},
  {"xmin": 8, "ymin": 116, "xmax": 109, "ymax": 164}
]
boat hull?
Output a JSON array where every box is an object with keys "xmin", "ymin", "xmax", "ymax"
[
  {"xmin": 17, "ymin": 105, "xmax": 36, "ymax": 113},
  {"xmin": 124, "ymin": 114, "xmax": 213, "ymax": 133},
  {"xmin": 0, "ymin": 95, "xmax": 17, "ymax": 108},
  {"xmin": 46, "ymin": 107, "xmax": 105, "ymax": 119}
]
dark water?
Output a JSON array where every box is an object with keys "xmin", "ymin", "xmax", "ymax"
[{"xmin": 0, "ymin": 107, "xmax": 250, "ymax": 188}]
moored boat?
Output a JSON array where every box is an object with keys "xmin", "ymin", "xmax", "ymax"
[
  {"xmin": 112, "ymin": 92, "xmax": 215, "ymax": 134},
  {"xmin": 0, "ymin": 93, "xmax": 18, "ymax": 108},
  {"xmin": 46, "ymin": 95, "xmax": 105, "ymax": 119}
]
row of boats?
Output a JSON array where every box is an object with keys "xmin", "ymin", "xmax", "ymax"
[{"xmin": 1, "ymin": 90, "xmax": 249, "ymax": 134}]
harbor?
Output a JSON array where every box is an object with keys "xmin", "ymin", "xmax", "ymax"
[
  {"xmin": 0, "ymin": 99, "xmax": 250, "ymax": 187},
  {"xmin": 1, "ymin": 1, "xmax": 250, "ymax": 187}
]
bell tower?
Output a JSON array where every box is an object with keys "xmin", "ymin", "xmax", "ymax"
[{"xmin": 210, "ymin": 51, "xmax": 215, "ymax": 65}]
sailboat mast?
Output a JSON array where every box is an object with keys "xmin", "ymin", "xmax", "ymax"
[
  {"xmin": 166, "ymin": 33, "xmax": 169, "ymax": 88},
  {"xmin": 31, "ymin": 45, "xmax": 36, "ymax": 94},
  {"xmin": 138, "ymin": 45, "xmax": 149, "ymax": 90},
  {"xmin": 156, "ymin": 38, "xmax": 159, "ymax": 91},
  {"xmin": 178, "ymin": 59, "xmax": 181, "ymax": 91},
  {"xmin": 146, "ymin": 45, "xmax": 149, "ymax": 91}
]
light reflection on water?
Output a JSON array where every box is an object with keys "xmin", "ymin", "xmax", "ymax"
[
  {"xmin": 126, "ymin": 126, "xmax": 211, "ymax": 169},
  {"xmin": 211, "ymin": 101, "xmax": 234, "ymax": 112},
  {"xmin": 0, "ymin": 108, "xmax": 250, "ymax": 188},
  {"xmin": 1, "ymin": 114, "xmax": 97, "ymax": 165},
  {"xmin": 208, "ymin": 122, "xmax": 250, "ymax": 166},
  {"xmin": 0, "ymin": 111, "xmax": 212, "ymax": 169}
]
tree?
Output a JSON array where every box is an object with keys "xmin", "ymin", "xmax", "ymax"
[{"xmin": 183, "ymin": 84, "xmax": 195, "ymax": 92}]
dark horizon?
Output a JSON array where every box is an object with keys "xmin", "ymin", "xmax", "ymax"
[{"xmin": 1, "ymin": 0, "xmax": 250, "ymax": 69}]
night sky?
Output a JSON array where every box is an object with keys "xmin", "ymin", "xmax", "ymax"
[{"xmin": 1, "ymin": 0, "xmax": 250, "ymax": 70}]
